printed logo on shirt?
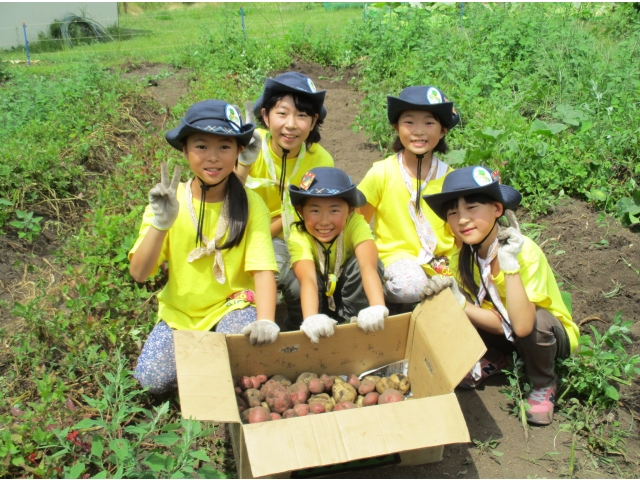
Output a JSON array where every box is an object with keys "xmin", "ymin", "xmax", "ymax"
[
  {"xmin": 426, "ymin": 87, "xmax": 443, "ymax": 104},
  {"xmin": 307, "ymin": 78, "xmax": 317, "ymax": 92},
  {"xmin": 472, "ymin": 166, "xmax": 493, "ymax": 186},
  {"xmin": 225, "ymin": 104, "xmax": 242, "ymax": 132}
]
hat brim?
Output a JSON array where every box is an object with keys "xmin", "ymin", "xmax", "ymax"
[
  {"xmin": 254, "ymin": 78, "xmax": 327, "ymax": 122},
  {"xmin": 423, "ymin": 182, "xmax": 522, "ymax": 221},
  {"xmin": 387, "ymin": 96, "xmax": 457, "ymax": 129},
  {"xmin": 289, "ymin": 184, "xmax": 367, "ymax": 208},
  {"xmin": 165, "ymin": 120, "xmax": 256, "ymax": 151}
]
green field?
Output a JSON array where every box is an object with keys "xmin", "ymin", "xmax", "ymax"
[{"xmin": 1, "ymin": 2, "xmax": 639, "ymax": 478}]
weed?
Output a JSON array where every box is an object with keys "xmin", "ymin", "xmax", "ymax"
[
  {"xmin": 500, "ymin": 352, "xmax": 531, "ymax": 440},
  {"xmin": 9, "ymin": 210, "xmax": 43, "ymax": 243}
]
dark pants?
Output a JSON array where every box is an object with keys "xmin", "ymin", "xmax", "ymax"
[
  {"xmin": 479, "ymin": 307, "xmax": 571, "ymax": 388},
  {"xmin": 281, "ymin": 256, "xmax": 385, "ymax": 331}
]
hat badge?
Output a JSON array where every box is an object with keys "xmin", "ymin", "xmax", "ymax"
[
  {"xmin": 472, "ymin": 167, "xmax": 493, "ymax": 186},
  {"xmin": 426, "ymin": 87, "xmax": 442, "ymax": 105},
  {"xmin": 225, "ymin": 104, "xmax": 242, "ymax": 132},
  {"xmin": 306, "ymin": 78, "xmax": 317, "ymax": 93}
]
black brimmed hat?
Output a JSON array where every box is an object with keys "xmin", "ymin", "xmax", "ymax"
[
  {"xmin": 423, "ymin": 166, "xmax": 522, "ymax": 221},
  {"xmin": 253, "ymin": 72, "xmax": 327, "ymax": 121},
  {"xmin": 165, "ymin": 99, "xmax": 255, "ymax": 151},
  {"xmin": 387, "ymin": 85, "xmax": 460, "ymax": 130},
  {"xmin": 290, "ymin": 167, "xmax": 366, "ymax": 208}
]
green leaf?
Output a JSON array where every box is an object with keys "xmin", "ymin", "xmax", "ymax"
[
  {"xmin": 91, "ymin": 471, "xmax": 108, "ymax": 479},
  {"xmin": 443, "ymin": 149, "xmax": 466, "ymax": 165},
  {"xmin": 170, "ymin": 471, "xmax": 185, "ymax": 479},
  {"xmin": 66, "ymin": 462, "xmax": 85, "ymax": 479},
  {"xmin": 197, "ymin": 466, "xmax": 227, "ymax": 479},
  {"xmin": 109, "ymin": 438, "xmax": 130, "ymax": 461},
  {"xmin": 560, "ymin": 291, "xmax": 573, "ymax": 314},
  {"xmin": 477, "ymin": 127, "xmax": 505, "ymax": 140},
  {"xmin": 152, "ymin": 432, "xmax": 180, "ymax": 446},
  {"xmin": 604, "ymin": 385, "xmax": 619, "ymax": 401},
  {"xmin": 492, "ymin": 450, "xmax": 504, "ymax": 457},
  {"xmin": 91, "ymin": 436, "xmax": 104, "ymax": 458},
  {"xmin": 144, "ymin": 453, "xmax": 168, "ymax": 473},
  {"xmin": 190, "ymin": 449, "xmax": 211, "ymax": 462},
  {"xmin": 73, "ymin": 418, "xmax": 99, "ymax": 430}
]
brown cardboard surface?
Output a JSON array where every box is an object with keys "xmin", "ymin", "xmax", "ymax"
[
  {"xmin": 174, "ymin": 330, "xmax": 240, "ymax": 423},
  {"xmin": 225, "ymin": 317, "xmax": 410, "ymax": 380},
  {"xmin": 242, "ymin": 393, "xmax": 469, "ymax": 478}
]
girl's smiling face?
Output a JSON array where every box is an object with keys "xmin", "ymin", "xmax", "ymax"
[
  {"xmin": 394, "ymin": 110, "xmax": 447, "ymax": 156},
  {"xmin": 262, "ymin": 94, "xmax": 318, "ymax": 157},
  {"xmin": 298, "ymin": 197, "xmax": 352, "ymax": 243},
  {"xmin": 183, "ymin": 132, "xmax": 242, "ymax": 185},
  {"xmin": 446, "ymin": 196, "xmax": 503, "ymax": 246}
]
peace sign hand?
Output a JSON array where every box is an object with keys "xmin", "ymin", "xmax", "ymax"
[
  {"xmin": 238, "ymin": 101, "xmax": 261, "ymax": 167},
  {"xmin": 149, "ymin": 162, "xmax": 182, "ymax": 231}
]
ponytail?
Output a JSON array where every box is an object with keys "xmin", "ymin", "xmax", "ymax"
[{"xmin": 218, "ymin": 172, "xmax": 248, "ymax": 250}]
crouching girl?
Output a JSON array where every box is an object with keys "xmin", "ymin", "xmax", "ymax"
[
  {"xmin": 422, "ymin": 166, "xmax": 579, "ymax": 425},
  {"xmin": 281, "ymin": 167, "xmax": 387, "ymax": 343}
]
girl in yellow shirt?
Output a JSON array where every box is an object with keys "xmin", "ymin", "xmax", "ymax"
[
  {"xmin": 235, "ymin": 72, "xmax": 334, "ymax": 287},
  {"xmin": 422, "ymin": 166, "xmax": 580, "ymax": 426},
  {"xmin": 129, "ymin": 100, "xmax": 279, "ymax": 394},
  {"xmin": 358, "ymin": 86, "xmax": 460, "ymax": 313}
]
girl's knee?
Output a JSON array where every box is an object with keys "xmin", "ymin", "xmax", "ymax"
[
  {"xmin": 384, "ymin": 259, "xmax": 428, "ymax": 303},
  {"xmin": 215, "ymin": 307, "xmax": 257, "ymax": 334}
]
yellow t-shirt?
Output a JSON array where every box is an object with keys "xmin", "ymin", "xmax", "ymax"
[
  {"xmin": 357, "ymin": 155, "xmax": 457, "ymax": 277},
  {"xmin": 240, "ymin": 128, "xmax": 334, "ymax": 235},
  {"xmin": 129, "ymin": 183, "xmax": 277, "ymax": 331},
  {"xmin": 450, "ymin": 236, "xmax": 580, "ymax": 353},
  {"xmin": 288, "ymin": 212, "xmax": 373, "ymax": 271}
]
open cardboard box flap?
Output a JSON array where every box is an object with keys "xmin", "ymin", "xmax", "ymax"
[{"xmin": 175, "ymin": 289, "xmax": 486, "ymax": 477}]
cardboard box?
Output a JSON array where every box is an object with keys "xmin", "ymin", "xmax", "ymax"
[{"xmin": 174, "ymin": 290, "xmax": 486, "ymax": 478}]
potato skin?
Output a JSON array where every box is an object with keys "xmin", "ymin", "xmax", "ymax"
[
  {"xmin": 309, "ymin": 393, "xmax": 333, "ymax": 412},
  {"xmin": 362, "ymin": 375, "xmax": 381, "ymax": 384},
  {"xmin": 236, "ymin": 396, "xmax": 247, "ymax": 412},
  {"xmin": 355, "ymin": 395, "xmax": 365, "ymax": 407},
  {"xmin": 296, "ymin": 372, "xmax": 318, "ymax": 385},
  {"xmin": 265, "ymin": 384, "xmax": 293, "ymax": 414},
  {"xmin": 309, "ymin": 402, "xmax": 326, "ymax": 414},
  {"xmin": 378, "ymin": 389, "xmax": 403, "ymax": 404},
  {"xmin": 319, "ymin": 374, "xmax": 336, "ymax": 392},
  {"xmin": 390, "ymin": 373, "xmax": 411, "ymax": 394},
  {"xmin": 308, "ymin": 378, "xmax": 325, "ymax": 394},
  {"xmin": 260, "ymin": 380, "xmax": 279, "ymax": 401},
  {"xmin": 363, "ymin": 392, "xmax": 379, "ymax": 406},
  {"xmin": 375, "ymin": 377, "xmax": 395, "ymax": 394},
  {"xmin": 334, "ymin": 401, "xmax": 357, "ymax": 411},
  {"xmin": 332, "ymin": 381, "xmax": 357, "ymax": 404},
  {"xmin": 256, "ymin": 375, "xmax": 268, "ymax": 384},
  {"xmin": 238, "ymin": 376, "xmax": 253, "ymax": 391},
  {"xmin": 269, "ymin": 412, "xmax": 282, "ymax": 420},
  {"xmin": 358, "ymin": 380, "xmax": 376, "ymax": 396},
  {"xmin": 282, "ymin": 409, "xmax": 299, "ymax": 419},
  {"xmin": 248, "ymin": 406, "xmax": 271, "ymax": 423},
  {"xmin": 347, "ymin": 374, "xmax": 361, "ymax": 390},
  {"xmin": 270, "ymin": 374, "xmax": 292, "ymax": 387},
  {"xmin": 242, "ymin": 388, "xmax": 262, "ymax": 408},
  {"xmin": 288, "ymin": 382, "xmax": 310, "ymax": 405},
  {"xmin": 293, "ymin": 404, "xmax": 310, "ymax": 416},
  {"xmin": 250, "ymin": 376, "xmax": 261, "ymax": 390}
]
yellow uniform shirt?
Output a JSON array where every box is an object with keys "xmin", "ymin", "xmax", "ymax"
[
  {"xmin": 240, "ymin": 128, "xmax": 334, "ymax": 234},
  {"xmin": 450, "ymin": 236, "xmax": 580, "ymax": 352},
  {"xmin": 357, "ymin": 155, "xmax": 457, "ymax": 277},
  {"xmin": 288, "ymin": 212, "xmax": 373, "ymax": 271},
  {"xmin": 129, "ymin": 183, "xmax": 277, "ymax": 331}
]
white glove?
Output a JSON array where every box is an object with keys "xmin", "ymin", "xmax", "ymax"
[
  {"xmin": 354, "ymin": 305, "xmax": 388, "ymax": 333},
  {"xmin": 504, "ymin": 209, "xmax": 520, "ymax": 232},
  {"xmin": 300, "ymin": 314, "xmax": 338, "ymax": 344},
  {"xmin": 238, "ymin": 101, "xmax": 261, "ymax": 166},
  {"xmin": 242, "ymin": 320, "xmax": 280, "ymax": 346},
  {"xmin": 420, "ymin": 275, "xmax": 466, "ymax": 308},
  {"xmin": 497, "ymin": 227, "xmax": 524, "ymax": 274},
  {"xmin": 149, "ymin": 162, "xmax": 181, "ymax": 231}
]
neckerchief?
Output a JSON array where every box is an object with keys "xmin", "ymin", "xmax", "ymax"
[
  {"xmin": 314, "ymin": 230, "xmax": 345, "ymax": 311},
  {"xmin": 397, "ymin": 151, "xmax": 442, "ymax": 265},
  {"xmin": 475, "ymin": 235, "xmax": 514, "ymax": 342},
  {"xmin": 244, "ymin": 132, "xmax": 306, "ymax": 240},
  {"xmin": 184, "ymin": 178, "xmax": 229, "ymax": 284}
]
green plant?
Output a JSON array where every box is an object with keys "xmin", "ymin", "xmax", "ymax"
[
  {"xmin": 9, "ymin": 210, "xmax": 43, "ymax": 242},
  {"xmin": 615, "ymin": 188, "xmax": 640, "ymax": 227},
  {"xmin": 500, "ymin": 352, "xmax": 531, "ymax": 439}
]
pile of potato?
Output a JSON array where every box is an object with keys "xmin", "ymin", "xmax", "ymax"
[{"xmin": 234, "ymin": 372, "xmax": 411, "ymax": 424}]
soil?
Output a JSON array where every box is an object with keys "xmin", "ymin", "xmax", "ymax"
[{"xmin": 1, "ymin": 60, "xmax": 639, "ymax": 478}]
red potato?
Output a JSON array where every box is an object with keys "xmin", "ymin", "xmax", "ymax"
[
  {"xmin": 358, "ymin": 380, "xmax": 376, "ymax": 396},
  {"xmin": 242, "ymin": 388, "xmax": 262, "ymax": 408},
  {"xmin": 293, "ymin": 404, "xmax": 310, "ymax": 417},
  {"xmin": 269, "ymin": 412, "xmax": 282, "ymax": 420},
  {"xmin": 237, "ymin": 376, "xmax": 253, "ymax": 391},
  {"xmin": 296, "ymin": 372, "xmax": 318, "ymax": 385},
  {"xmin": 260, "ymin": 380, "xmax": 279, "ymax": 401},
  {"xmin": 378, "ymin": 389, "xmax": 403, "ymax": 404},
  {"xmin": 241, "ymin": 409, "xmax": 251, "ymax": 424},
  {"xmin": 235, "ymin": 387, "xmax": 243, "ymax": 396},
  {"xmin": 265, "ymin": 384, "xmax": 293, "ymax": 414},
  {"xmin": 363, "ymin": 392, "xmax": 379, "ymax": 406},
  {"xmin": 248, "ymin": 406, "xmax": 271, "ymax": 423},
  {"xmin": 256, "ymin": 375, "xmax": 268, "ymax": 385},
  {"xmin": 270, "ymin": 374, "xmax": 292, "ymax": 387},
  {"xmin": 282, "ymin": 409, "xmax": 299, "ymax": 419},
  {"xmin": 347, "ymin": 374, "xmax": 361, "ymax": 390},
  {"xmin": 309, "ymin": 402, "xmax": 326, "ymax": 414},
  {"xmin": 250, "ymin": 376, "xmax": 261, "ymax": 390},
  {"xmin": 308, "ymin": 378, "xmax": 325, "ymax": 394},
  {"xmin": 319, "ymin": 374, "xmax": 335, "ymax": 392},
  {"xmin": 288, "ymin": 382, "xmax": 310, "ymax": 405},
  {"xmin": 334, "ymin": 401, "xmax": 357, "ymax": 411}
]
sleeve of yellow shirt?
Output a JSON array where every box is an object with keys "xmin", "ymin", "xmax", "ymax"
[
  {"xmin": 346, "ymin": 212, "xmax": 374, "ymax": 252},
  {"xmin": 357, "ymin": 161, "xmax": 383, "ymax": 208},
  {"xmin": 287, "ymin": 225, "xmax": 315, "ymax": 266}
]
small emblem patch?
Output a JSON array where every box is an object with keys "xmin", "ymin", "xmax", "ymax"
[
  {"xmin": 299, "ymin": 171, "xmax": 316, "ymax": 191},
  {"xmin": 426, "ymin": 87, "xmax": 442, "ymax": 104},
  {"xmin": 472, "ymin": 167, "xmax": 493, "ymax": 186},
  {"xmin": 491, "ymin": 169, "xmax": 502, "ymax": 184},
  {"xmin": 225, "ymin": 104, "xmax": 242, "ymax": 132},
  {"xmin": 306, "ymin": 78, "xmax": 317, "ymax": 92}
]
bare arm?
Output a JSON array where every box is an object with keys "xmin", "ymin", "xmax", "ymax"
[
  {"xmin": 354, "ymin": 239, "xmax": 385, "ymax": 306},
  {"xmin": 270, "ymin": 216, "xmax": 283, "ymax": 238},
  {"xmin": 293, "ymin": 259, "xmax": 320, "ymax": 319},
  {"xmin": 503, "ymin": 273, "xmax": 536, "ymax": 337},
  {"xmin": 358, "ymin": 202, "xmax": 376, "ymax": 224},
  {"xmin": 252, "ymin": 270, "xmax": 277, "ymax": 321},
  {"xmin": 463, "ymin": 303, "xmax": 504, "ymax": 336},
  {"xmin": 129, "ymin": 227, "xmax": 167, "ymax": 282}
]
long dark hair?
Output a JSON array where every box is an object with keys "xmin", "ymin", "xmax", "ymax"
[
  {"xmin": 218, "ymin": 171, "xmax": 248, "ymax": 249},
  {"xmin": 442, "ymin": 193, "xmax": 498, "ymax": 300},
  {"xmin": 391, "ymin": 111, "xmax": 449, "ymax": 154},
  {"xmin": 258, "ymin": 93, "xmax": 323, "ymax": 147}
]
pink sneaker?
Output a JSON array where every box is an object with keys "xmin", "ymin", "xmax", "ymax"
[
  {"xmin": 458, "ymin": 354, "xmax": 508, "ymax": 389},
  {"xmin": 526, "ymin": 383, "xmax": 556, "ymax": 425}
]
